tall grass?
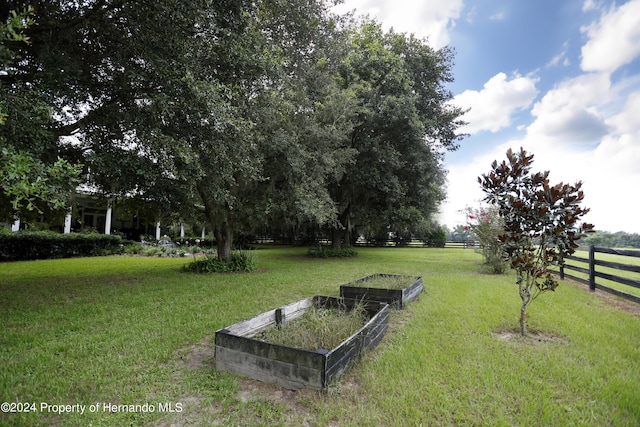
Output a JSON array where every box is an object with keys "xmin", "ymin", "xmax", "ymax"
[
  {"xmin": 1, "ymin": 248, "xmax": 638, "ymax": 426},
  {"xmin": 258, "ymin": 300, "xmax": 367, "ymax": 350}
]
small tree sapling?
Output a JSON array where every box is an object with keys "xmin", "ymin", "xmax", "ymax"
[{"xmin": 478, "ymin": 148, "xmax": 594, "ymax": 336}]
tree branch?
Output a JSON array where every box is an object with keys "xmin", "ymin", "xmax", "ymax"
[{"xmin": 21, "ymin": 0, "xmax": 128, "ymax": 36}]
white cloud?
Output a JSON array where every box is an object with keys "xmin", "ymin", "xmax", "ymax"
[
  {"xmin": 527, "ymin": 73, "xmax": 610, "ymax": 144},
  {"xmin": 464, "ymin": 6, "xmax": 477, "ymax": 24},
  {"xmin": 453, "ymin": 72, "xmax": 539, "ymax": 134},
  {"xmin": 489, "ymin": 11, "xmax": 505, "ymax": 21},
  {"xmin": 607, "ymin": 91, "xmax": 640, "ymax": 135},
  {"xmin": 582, "ymin": 0, "xmax": 598, "ymax": 12},
  {"xmin": 441, "ymin": 132, "xmax": 640, "ymax": 233},
  {"xmin": 546, "ymin": 42, "xmax": 571, "ymax": 68},
  {"xmin": 581, "ymin": 0, "xmax": 640, "ymax": 74},
  {"xmin": 438, "ymin": 151, "xmax": 496, "ymax": 226},
  {"xmin": 441, "ymin": 82, "xmax": 640, "ymax": 233},
  {"xmin": 331, "ymin": 0, "xmax": 464, "ymax": 49}
]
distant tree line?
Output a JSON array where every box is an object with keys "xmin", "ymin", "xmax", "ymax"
[
  {"xmin": 1, "ymin": 1, "xmax": 466, "ymax": 261},
  {"xmin": 447, "ymin": 222, "xmax": 640, "ymax": 250},
  {"xmin": 581, "ymin": 231, "xmax": 640, "ymax": 249}
]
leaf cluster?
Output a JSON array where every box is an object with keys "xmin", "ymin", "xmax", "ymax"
[
  {"xmin": 479, "ymin": 147, "xmax": 594, "ymax": 299},
  {"xmin": 0, "ymin": 147, "xmax": 82, "ymax": 215}
]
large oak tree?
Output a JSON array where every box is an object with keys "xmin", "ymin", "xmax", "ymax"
[
  {"xmin": 1, "ymin": 2, "xmax": 466, "ymax": 260},
  {"xmin": 328, "ymin": 22, "xmax": 466, "ymax": 248}
]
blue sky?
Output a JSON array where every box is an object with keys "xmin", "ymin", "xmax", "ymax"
[{"xmin": 333, "ymin": 0, "xmax": 640, "ymax": 233}]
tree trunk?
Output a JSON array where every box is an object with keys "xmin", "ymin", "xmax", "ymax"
[
  {"xmin": 332, "ymin": 205, "xmax": 351, "ymax": 249},
  {"xmin": 519, "ymin": 281, "xmax": 531, "ymax": 336},
  {"xmin": 342, "ymin": 216, "xmax": 352, "ymax": 248},
  {"xmin": 215, "ymin": 222, "xmax": 233, "ymax": 263},
  {"xmin": 520, "ymin": 300, "xmax": 527, "ymax": 336},
  {"xmin": 331, "ymin": 227, "xmax": 342, "ymax": 249}
]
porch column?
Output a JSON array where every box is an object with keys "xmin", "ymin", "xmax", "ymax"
[
  {"xmin": 64, "ymin": 211, "xmax": 72, "ymax": 234},
  {"xmin": 104, "ymin": 206, "xmax": 112, "ymax": 235},
  {"xmin": 156, "ymin": 222, "xmax": 161, "ymax": 240},
  {"xmin": 201, "ymin": 226, "xmax": 206, "ymax": 239},
  {"xmin": 11, "ymin": 217, "xmax": 20, "ymax": 232},
  {"xmin": 180, "ymin": 224, "xmax": 185, "ymax": 238}
]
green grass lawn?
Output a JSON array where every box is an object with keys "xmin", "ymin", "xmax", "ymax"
[{"xmin": 1, "ymin": 248, "xmax": 639, "ymax": 426}]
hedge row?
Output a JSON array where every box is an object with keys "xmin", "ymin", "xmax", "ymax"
[{"xmin": 0, "ymin": 232, "xmax": 123, "ymax": 261}]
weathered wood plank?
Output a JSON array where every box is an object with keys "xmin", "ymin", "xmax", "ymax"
[
  {"xmin": 215, "ymin": 346, "xmax": 324, "ymax": 391},
  {"xmin": 561, "ymin": 272, "xmax": 590, "ymax": 286},
  {"xmin": 215, "ymin": 332, "xmax": 322, "ymax": 367},
  {"xmin": 215, "ymin": 296, "xmax": 390, "ymax": 390},
  {"xmin": 223, "ymin": 309, "xmax": 277, "ymax": 337},
  {"xmin": 594, "ymin": 271, "xmax": 640, "ymax": 289},
  {"xmin": 595, "ymin": 259, "xmax": 640, "ymax": 273},
  {"xmin": 339, "ymin": 274, "xmax": 423, "ymax": 309},
  {"xmin": 325, "ymin": 304, "xmax": 389, "ymax": 385},
  {"xmin": 402, "ymin": 279, "xmax": 424, "ymax": 307},
  {"xmin": 595, "ymin": 247, "xmax": 640, "ymax": 258},
  {"xmin": 564, "ymin": 264, "xmax": 590, "ymax": 275},
  {"xmin": 279, "ymin": 297, "xmax": 314, "ymax": 324}
]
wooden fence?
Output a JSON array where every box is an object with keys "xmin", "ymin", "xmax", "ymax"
[
  {"xmin": 444, "ymin": 241, "xmax": 480, "ymax": 249},
  {"xmin": 557, "ymin": 246, "xmax": 640, "ymax": 304},
  {"xmin": 352, "ymin": 240, "xmax": 480, "ymax": 248}
]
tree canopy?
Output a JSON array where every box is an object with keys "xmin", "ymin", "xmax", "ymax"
[
  {"xmin": 1, "ymin": 1, "xmax": 467, "ymax": 260},
  {"xmin": 328, "ymin": 22, "xmax": 465, "ymax": 248}
]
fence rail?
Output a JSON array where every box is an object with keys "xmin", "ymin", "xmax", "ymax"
[
  {"xmin": 444, "ymin": 241, "xmax": 480, "ymax": 249},
  {"xmin": 557, "ymin": 245, "xmax": 640, "ymax": 304},
  {"xmin": 352, "ymin": 240, "xmax": 480, "ymax": 248}
]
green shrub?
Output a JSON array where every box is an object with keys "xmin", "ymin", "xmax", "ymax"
[
  {"xmin": 0, "ymin": 231, "xmax": 122, "ymax": 261},
  {"xmin": 122, "ymin": 243, "xmax": 144, "ymax": 255},
  {"xmin": 467, "ymin": 206, "xmax": 508, "ymax": 274},
  {"xmin": 307, "ymin": 246, "xmax": 358, "ymax": 258},
  {"xmin": 174, "ymin": 237, "xmax": 215, "ymax": 248},
  {"xmin": 182, "ymin": 251, "xmax": 256, "ymax": 273},
  {"xmin": 142, "ymin": 246, "xmax": 163, "ymax": 257},
  {"xmin": 227, "ymin": 251, "xmax": 256, "ymax": 272},
  {"xmin": 424, "ymin": 226, "xmax": 447, "ymax": 247}
]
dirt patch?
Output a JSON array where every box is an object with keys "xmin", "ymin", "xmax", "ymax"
[
  {"xmin": 167, "ymin": 338, "xmax": 216, "ymax": 379},
  {"xmin": 164, "ymin": 337, "xmax": 321, "ymax": 426},
  {"xmin": 175, "ymin": 342, "xmax": 216, "ymax": 370},
  {"xmin": 154, "ymin": 340, "xmax": 220, "ymax": 426},
  {"xmin": 576, "ymin": 285, "xmax": 640, "ymax": 317},
  {"xmin": 492, "ymin": 326, "xmax": 569, "ymax": 345},
  {"xmin": 236, "ymin": 377, "xmax": 318, "ymax": 411}
]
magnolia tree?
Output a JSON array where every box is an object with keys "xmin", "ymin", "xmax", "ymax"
[
  {"xmin": 466, "ymin": 206, "xmax": 507, "ymax": 274},
  {"xmin": 478, "ymin": 148, "xmax": 594, "ymax": 336}
]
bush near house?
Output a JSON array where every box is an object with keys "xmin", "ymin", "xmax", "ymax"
[
  {"xmin": 181, "ymin": 251, "xmax": 256, "ymax": 273},
  {"xmin": 0, "ymin": 231, "xmax": 122, "ymax": 261}
]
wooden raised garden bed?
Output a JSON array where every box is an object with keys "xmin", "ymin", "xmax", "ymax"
[
  {"xmin": 339, "ymin": 274, "xmax": 424, "ymax": 309},
  {"xmin": 214, "ymin": 296, "xmax": 389, "ymax": 391}
]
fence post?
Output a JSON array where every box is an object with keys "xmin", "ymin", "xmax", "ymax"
[
  {"xmin": 589, "ymin": 245, "xmax": 596, "ymax": 292},
  {"xmin": 559, "ymin": 264, "xmax": 564, "ymax": 280}
]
